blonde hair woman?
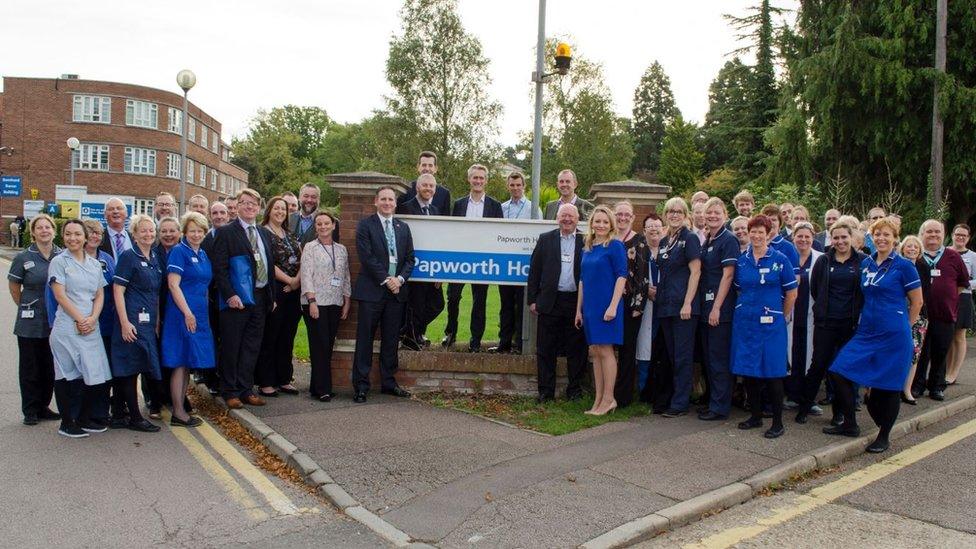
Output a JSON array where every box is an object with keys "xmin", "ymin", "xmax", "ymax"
[{"xmin": 575, "ymin": 205, "xmax": 627, "ymax": 415}]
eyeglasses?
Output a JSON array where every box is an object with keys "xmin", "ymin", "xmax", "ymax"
[
  {"xmin": 666, "ymin": 210, "xmax": 684, "ymax": 216},
  {"xmin": 238, "ymin": 200, "xmax": 259, "ymax": 208}
]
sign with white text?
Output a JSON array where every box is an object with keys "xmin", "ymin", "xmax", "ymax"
[{"xmin": 80, "ymin": 194, "xmax": 134, "ymax": 223}]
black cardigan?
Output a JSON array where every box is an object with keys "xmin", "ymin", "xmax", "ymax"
[{"xmin": 810, "ymin": 248, "xmax": 866, "ymax": 326}]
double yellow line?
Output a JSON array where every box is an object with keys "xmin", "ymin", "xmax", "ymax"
[{"xmin": 162, "ymin": 409, "xmax": 309, "ymax": 521}]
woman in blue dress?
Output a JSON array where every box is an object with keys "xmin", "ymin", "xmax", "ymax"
[
  {"xmin": 761, "ymin": 204, "xmax": 801, "ymax": 281},
  {"xmin": 112, "ymin": 214, "xmax": 163, "ymax": 433},
  {"xmin": 731, "ymin": 215, "xmax": 798, "ymax": 439},
  {"xmin": 828, "ymin": 218, "xmax": 922, "ymax": 453},
  {"xmin": 162, "ymin": 212, "xmax": 214, "ymax": 427},
  {"xmin": 145, "ymin": 216, "xmax": 183, "ymax": 418},
  {"xmin": 575, "ymin": 205, "xmax": 627, "ymax": 416}
]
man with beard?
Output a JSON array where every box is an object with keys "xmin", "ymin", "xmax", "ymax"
[
  {"xmin": 397, "ymin": 151, "xmax": 452, "ymax": 215},
  {"xmin": 289, "ymin": 183, "xmax": 337, "ymax": 245}
]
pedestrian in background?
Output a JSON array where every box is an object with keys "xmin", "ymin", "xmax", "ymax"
[
  {"xmin": 576, "ymin": 205, "xmax": 627, "ymax": 416},
  {"xmin": 8, "ymin": 214, "xmax": 61, "ymax": 426},
  {"xmin": 612, "ymin": 200, "xmax": 649, "ymax": 408}
]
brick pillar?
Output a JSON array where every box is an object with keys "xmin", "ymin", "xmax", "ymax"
[{"xmin": 588, "ymin": 180, "xmax": 671, "ymax": 224}]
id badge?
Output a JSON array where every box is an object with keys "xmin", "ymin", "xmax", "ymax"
[
  {"xmin": 138, "ymin": 311, "xmax": 151, "ymax": 324},
  {"xmin": 21, "ymin": 309, "xmax": 35, "ymax": 319},
  {"xmin": 759, "ymin": 268, "xmax": 771, "ymax": 274},
  {"xmin": 561, "ymin": 253, "xmax": 572, "ymax": 263},
  {"xmin": 140, "ymin": 261, "xmax": 148, "ymax": 267},
  {"xmin": 330, "ymin": 276, "xmax": 341, "ymax": 287},
  {"xmin": 23, "ymin": 261, "xmax": 35, "ymax": 270},
  {"xmin": 389, "ymin": 256, "xmax": 397, "ymax": 264},
  {"xmin": 254, "ymin": 253, "xmax": 262, "ymax": 262},
  {"xmin": 705, "ymin": 292, "xmax": 715, "ymax": 302},
  {"xmin": 190, "ymin": 257, "xmax": 199, "ymax": 263},
  {"xmin": 760, "ymin": 315, "xmax": 774, "ymax": 324},
  {"xmin": 931, "ymin": 269, "xmax": 941, "ymax": 277}
]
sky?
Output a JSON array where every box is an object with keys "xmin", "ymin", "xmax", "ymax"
[{"xmin": 5, "ymin": 0, "xmax": 797, "ymax": 145}]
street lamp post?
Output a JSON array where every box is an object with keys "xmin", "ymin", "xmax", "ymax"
[
  {"xmin": 66, "ymin": 137, "xmax": 80, "ymax": 186},
  {"xmin": 176, "ymin": 69, "xmax": 197, "ymax": 215}
]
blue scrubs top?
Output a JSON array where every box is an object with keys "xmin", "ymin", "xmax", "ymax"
[
  {"xmin": 731, "ymin": 248, "xmax": 798, "ymax": 378},
  {"xmin": 698, "ymin": 228, "xmax": 739, "ymax": 323},
  {"xmin": 770, "ymin": 234, "xmax": 801, "ymax": 275},
  {"xmin": 656, "ymin": 226, "xmax": 702, "ymax": 319}
]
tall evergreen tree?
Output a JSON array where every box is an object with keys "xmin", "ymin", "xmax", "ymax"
[
  {"xmin": 658, "ymin": 115, "xmax": 704, "ymax": 195},
  {"xmin": 630, "ymin": 61, "xmax": 680, "ymax": 175},
  {"xmin": 701, "ymin": 58, "xmax": 752, "ymax": 175}
]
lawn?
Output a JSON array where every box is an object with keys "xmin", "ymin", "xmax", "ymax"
[{"xmin": 292, "ymin": 284, "xmax": 503, "ymax": 361}]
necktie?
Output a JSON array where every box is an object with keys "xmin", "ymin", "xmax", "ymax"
[
  {"xmin": 384, "ymin": 219, "xmax": 396, "ymax": 276},
  {"xmin": 114, "ymin": 232, "xmax": 124, "ymax": 255},
  {"xmin": 421, "ymin": 206, "xmax": 429, "ymax": 216},
  {"xmin": 248, "ymin": 226, "xmax": 268, "ymax": 285}
]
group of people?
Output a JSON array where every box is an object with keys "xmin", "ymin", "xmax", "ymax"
[{"xmin": 9, "ymin": 151, "xmax": 975, "ymax": 455}]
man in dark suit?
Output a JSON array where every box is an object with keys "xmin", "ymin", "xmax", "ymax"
[
  {"xmin": 814, "ymin": 208, "xmax": 840, "ymax": 251},
  {"xmin": 526, "ymin": 203, "xmax": 587, "ymax": 403},
  {"xmin": 443, "ymin": 164, "xmax": 504, "ymax": 352},
  {"xmin": 212, "ymin": 188, "xmax": 276, "ymax": 409},
  {"xmin": 543, "ymin": 169, "xmax": 594, "ymax": 221},
  {"xmin": 396, "ymin": 151, "xmax": 452, "ymax": 215},
  {"xmin": 351, "ymin": 186, "xmax": 415, "ymax": 403},
  {"xmin": 396, "ymin": 173, "xmax": 443, "ymax": 349},
  {"xmin": 99, "ymin": 197, "xmax": 133, "ymax": 260},
  {"xmin": 288, "ymin": 183, "xmax": 330, "ymax": 246}
]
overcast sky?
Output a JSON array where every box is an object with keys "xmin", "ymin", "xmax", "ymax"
[{"xmin": 6, "ymin": 0, "xmax": 796, "ymax": 145}]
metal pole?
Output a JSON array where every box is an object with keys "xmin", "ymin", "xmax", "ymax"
[
  {"xmin": 179, "ymin": 90, "xmax": 189, "ymax": 215},
  {"xmin": 523, "ymin": 0, "xmax": 547, "ymax": 356},
  {"xmin": 929, "ymin": 0, "xmax": 947, "ymax": 214},
  {"xmin": 69, "ymin": 156, "xmax": 75, "ymax": 186}
]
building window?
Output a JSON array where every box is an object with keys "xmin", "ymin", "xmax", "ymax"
[
  {"xmin": 222, "ymin": 148, "xmax": 229, "ymax": 162},
  {"xmin": 73, "ymin": 143, "xmax": 110, "ymax": 171},
  {"xmin": 124, "ymin": 147, "xmax": 156, "ymax": 175},
  {"xmin": 125, "ymin": 100, "xmax": 158, "ymax": 128},
  {"xmin": 219, "ymin": 174, "xmax": 226, "ymax": 194},
  {"xmin": 200, "ymin": 125, "xmax": 208, "ymax": 147},
  {"xmin": 185, "ymin": 159, "xmax": 194, "ymax": 183},
  {"xmin": 199, "ymin": 163, "xmax": 206, "ymax": 186},
  {"xmin": 72, "ymin": 95, "xmax": 111, "ymax": 124},
  {"xmin": 134, "ymin": 198, "xmax": 154, "ymax": 217},
  {"xmin": 168, "ymin": 108, "xmax": 183, "ymax": 134},
  {"xmin": 188, "ymin": 118, "xmax": 196, "ymax": 142},
  {"xmin": 167, "ymin": 154, "xmax": 181, "ymax": 179},
  {"xmin": 210, "ymin": 169, "xmax": 217, "ymax": 190}
]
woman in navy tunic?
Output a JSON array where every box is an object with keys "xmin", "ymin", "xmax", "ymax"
[
  {"xmin": 828, "ymin": 218, "xmax": 922, "ymax": 453},
  {"xmin": 575, "ymin": 205, "xmax": 627, "ymax": 416},
  {"xmin": 162, "ymin": 212, "xmax": 214, "ymax": 427},
  {"xmin": 731, "ymin": 215, "xmax": 798, "ymax": 439},
  {"xmin": 112, "ymin": 214, "xmax": 163, "ymax": 433},
  {"xmin": 655, "ymin": 197, "xmax": 702, "ymax": 417}
]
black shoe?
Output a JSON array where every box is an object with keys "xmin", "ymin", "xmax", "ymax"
[
  {"xmin": 468, "ymin": 343, "xmax": 482, "ymax": 353},
  {"xmin": 511, "ymin": 347, "xmax": 522, "ymax": 355},
  {"xmin": 127, "ymin": 420, "xmax": 161, "ymax": 433},
  {"xmin": 278, "ymin": 386, "xmax": 300, "ymax": 395},
  {"xmin": 58, "ymin": 424, "xmax": 90, "ymax": 438},
  {"xmin": 536, "ymin": 394, "xmax": 554, "ymax": 404},
  {"xmin": 696, "ymin": 405, "xmax": 710, "ymax": 414},
  {"xmin": 866, "ymin": 438, "xmax": 890, "ymax": 453},
  {"xmin": 901, "ymin": 394, "xmax": 918, "ymax": 406},
  {"xmin": 110, "ymin": 416, "xmax": 129, "ymax": 429},
  {"xmin": 830, "ymin": 415, "xmax": 845, "ymax": 427},
  {"xmin": 37, "ymin": 408, "xmax": 61, "ymax": 421},
  {"xmin": 910, "ymin": 388, "xmax": 923, "ymax": 399},
  {"xmin": 208, "ymin": 386, "xmax": 219, "ymax": 396},
  {"xmin": 764, "ymin": 426, "xmax": 785, "ymax": 439},
  {"xmin": 419, "ymin": 335, "xmax": 431, "ymax": 348},
  {"xmin": 662, "ymin": 409, "xmax": 687, "ymax": 418},
  {"xmin": 381, "ymin": 386, "xmax": 411, "ymax": 398},
  {"xmin": 697, "ymin": 411, "xmax": 727, "ymax": 421},
  {"xmin": 79, "ymin": 421, "xmax": 108, "ymax": 433},
  {"xmin": 564, "ymin": 391, "xmax": 583, "ymax": 401},
  {"xmin": 795, "ymin": 411, "xmax": 809, "ymax": 424},
  {"xmin": 441, "ymin": 334, "xmax": 456, "ymax": 348},
  {"xmin": 652, "ymin": 407, "xmax": 667, "ymax": 415},
  {"xmin": 23, "ymin": 414, "xmax": 39, "ymax": 426},
  {"xmin": 170, "ymin": 415, "xmax": 203, "ymax": 428},
  {"xmin": 822, "ymin": 425, "xmax": 861, "ymax": 437},
  {"xmin": 487, "ymin": 345, "xmax": 510, "ymax": 354},
  {"xmin": 258, "ymin": 389, "xmax": 279, "ymax": 398},
  {"xmin": 401, "ymin": 337, "xmax": 422, "ymax": 351},
  {"xmin": 738, "ymin": 417, "xmax": 763, "ymax": 430},
  {"xmin": 818, "ymin": 397, "xmax": 832, "ymax": 406},
  {"xmin": 930, "ymin": 390, "xmax": 945, "ymax": 401},
  {"xmin": 353, "ymin": 392, "xmax": 367, "ymax": 403},
  {"xmin": 317, "ymin": 393, "xmax": 334, "ymax": 402}
]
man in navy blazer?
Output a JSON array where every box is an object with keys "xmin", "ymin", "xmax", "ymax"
[
  {"xmin": 351, "ymin": 186, "xmax": 416, "ymax": 403},
  {"xmin": 396, "ymin": 174, "xmax": 443, "ymax": 349},
  {"xmin": 442, "ymin": 164, "xmax": 504, "ymax": 352},
  {"xmin": 98, "ymin": 197, "xmax": 133, "ymax": 260},
  {"xmin": 212, "ymin": 188, "xmax": 276, "ymax": 409},
  {"xmin": 397, "ymin": 151, "xmax": 452, "ymax": 215}
]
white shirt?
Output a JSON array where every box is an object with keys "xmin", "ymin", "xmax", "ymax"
[
  {"xmin": 465, "ymin": 194, "xmax": 486, "ymax": 218},
  {"xmin": 106, "ymin": 225, "xmax": 132, "ymax": 256}
]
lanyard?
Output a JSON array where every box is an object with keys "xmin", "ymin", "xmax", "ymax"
[
  {"xmin": 508, "ymin": 199, "xmax": 526, "ymax": 219},
  {"xmin": 319, "ymin": 240, "xmax": 336, "ymax": 268},
  {"xmin": 662, "ymin": 231, "xmax": 682, "ymax": 257},
  {"xmin": 868, "ymin": 255, "xmax": 895, "ymax": 286},
  {"xmin": 923, "ymin": 247, "xmax": 944, "ymax": 269}
]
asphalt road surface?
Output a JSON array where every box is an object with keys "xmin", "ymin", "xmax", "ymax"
[{"xmin": 0, "ymin": 257, "xmax": 384, "ymax": 548}]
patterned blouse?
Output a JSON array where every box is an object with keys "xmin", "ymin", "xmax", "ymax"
[
  {"xmin": 622, "ymin": 232, "xmax": 650, "ymax": 314},
  {"xmin": 299, "ymin": 239, "xmax": 351, "ymax": 307},
  {"xmin": 266, "ymin": 228, "xmax": 301, "ymax": 278}
]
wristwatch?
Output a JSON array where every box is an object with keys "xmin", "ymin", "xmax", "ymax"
[{"xmin": 307, "ymin": 297, "xmax": 317, "ymax": 304}]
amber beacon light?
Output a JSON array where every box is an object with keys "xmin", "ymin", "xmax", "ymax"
[{"xmin": 554, "ymin": 43, "xmax": 572, "ymax": 75}]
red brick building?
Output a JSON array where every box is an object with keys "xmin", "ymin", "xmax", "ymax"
[{"xmin": 0, "ymin": 76, "xmax": 248, "ymax": 232}]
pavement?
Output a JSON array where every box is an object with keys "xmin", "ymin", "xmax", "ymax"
[{"xmin": 210, "ymin": 326, "xmax": 976, "ymax": 547}]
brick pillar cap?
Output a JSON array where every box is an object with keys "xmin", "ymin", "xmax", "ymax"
[
  {"xmin": 326, "ymin": 172, "xmax": 409, "ymax": 196},
  {"xmin": 588, "ymin": 180, "xmax": 671, "ymax": 206}
]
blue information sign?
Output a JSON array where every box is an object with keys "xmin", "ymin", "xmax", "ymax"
[{"xmin": 1, "ymin": 175, "xmax": 22, "ymax": 197}]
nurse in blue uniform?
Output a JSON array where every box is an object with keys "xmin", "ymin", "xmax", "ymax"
[
  {"xmin": 112, "ymin": 214, "xmax": 163, "ymax": 433},
  {"xmin": 655, "ymin": 197, "xmax": 702, "ymax": 417},
  {"xmin": 697, "ymin": 198, "xmax": 740, "ymax": 421},
  {"xmin": 828, "ymin": 218, "xmax": 922, "ymax": 453},
  {"xmin": 762, "ymin": 204, "xmax": 801, "ymax": 280},
  {"xmin": 576, "ymin": 205, "xmax": 628, "ymax": 416},
  {"xmin": 162, "ymin": 212, "xmax": 215, "ymax": 427},
  {"xmin": 731, "ymin": 215, "xmax": 798, "ymax": 439}
]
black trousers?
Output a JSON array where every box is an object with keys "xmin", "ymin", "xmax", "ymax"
[
  {"xmin": 866, "ymin": 388, "xmax": 901, "ymax": 443},
  {"xmin": 497, "ymin": 286, "xmax": 525, "ymax": 351},
  {"xmin": 256, "ymin": 289, "xmax": 301, "ymax": 388},
  {"xmin": 446, "ymin": 283, "xmax": 488, "ymax": 346},
  {"xmin": 17, "ymin": 336, "xmax": 55, "ymax": 417},
  {"xmin": 219, "ymin": 289, "xmax": 269, "ymax": 399},
  {"xmin": 103, "ymin": 335, "xmax": 127, "ymax": 419},
  {"xmin": 661, "ymin": 316, "xmax": 698, "ymax": 412},
  {"xmin": 53, "ymin": 378, "xmax": 84, "ymax": 426},
  {"xmin": 614, "ymin": 312, "xmax": 642, "ymax": 407},
  {"xmin": 799, "ymin": 319, "xmax": 857, "ymax": 412},
  {"xmin": 202, "ymin": 293, "xmax": 222, "ymax": 390},
  {"xmin": 303, "ymin": 304, "xmax": 341, "ymax": 397},
  {"xmin": 700, "ymin": 321, "xmax": 733, "ymax": 416},
  {"xmin": 404, "ymin": 282, "xmax": 443, "ymax": 341},
  {"xmin": 352, "ymin": 296, "xmax": 405, "ymax": 394},
  {"xmin": 914, "ymin": 320, "xmax": 954, "ymax": 394},
  {"xmin": 641, "ymin": 329, "xmax": 674, "ymax": 411},
  {"xmin": 745, "ymin": 376, "xmax": 784, "ymax": 428},
  {"xmin": 536, "ymin": 292, "xmax": 587, "ymax": 398}
]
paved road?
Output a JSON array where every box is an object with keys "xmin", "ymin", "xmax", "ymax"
[
  {"xmin": 0, "ymin": 257, "xmax": 384, "ymax": 548},
  {"xmin": 639, "ymin": 406, "xmax": 976, "ymax": 548}
]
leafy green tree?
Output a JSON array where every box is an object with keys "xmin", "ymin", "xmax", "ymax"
[
  {"xmin": 559, "ymin": 91, "xmax": 634, "ymax": 194},
  {"xmin": 657, "ymin": 115, "xmax": 704, "ymax": 195},
  {"xmin": 701, "ymin": 59, "xmax": 753, "ymax": 175},
  {"xmin": 631, "ymin": 61, "xmax": 680, "ymax": 174}
]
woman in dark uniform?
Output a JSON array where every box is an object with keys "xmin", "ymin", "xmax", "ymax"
[
  {"xmin": 112, "ymin": 214, "xmax": 163, "ymax": 432},
  {"xmin": 7, "ymin": 214, "xmax": 61, "ymax": 425},
  {"xmin": 655, "ymin": 197, "xmax": 702, "ymax": 418}
]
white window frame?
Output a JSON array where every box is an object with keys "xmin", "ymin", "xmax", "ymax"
[
  {"xmin": 188, "ymin": 118, "xmax": 196, "ymax": 142},
  {"xmin": 72, "ymin": 95, "xmax": 111, "ymax": 124},
  {"xmin": 219, "ymin": 173, "xmax": 226, "ymax": 194},
  {"xmin": 168, "ymin": 108, "xmax": 183, "ymax": 134},
  {"xmin": 73, "ymin": 143, "xmax": 110, "ymax": 171},
  {"xmin": 125, "ymin": 100, "xmax": 158, "ymax": 128},
  {"xmin": 185, "ymin": 159, "xmax": 194, "ymax": 183},
  {"xmin": 210, "ymin": 169, "xmax": 218, "ymax": 190},
  {"xmin": 124, "ymin": 147, "xmax": 156, "ymax": 175},
  {"xmin": 211, "ymin": 133, "xmax": 218, "ymax": 153},
  {"xmin": 167, "ymin": 154, "xmax": 181, "ymax": 179},
  {"xmin": 199, "ymin": 163, "xmax": 206, "ymax": 186},
  {"xmin": 200, "ymin": 125, "xmax": 208, "ymax": 147},
  {"xmin": 134, "ymin": 198, "xmax": 154, "ymax": 217}
]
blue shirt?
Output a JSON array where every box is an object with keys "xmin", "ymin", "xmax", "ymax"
[
  {"xmin": 858, "ymin": 253, "xmax": 920, "ymax": 331},
  {"xmin": 656, "ymin": 226, "xmax": 702, "ymax": 318},
  {"xmin": 699, "ymin": 227, "xmax": 739, "ymax": 322},
  {"xmin": 770, "ymin": 234, "xmax": 801, "ymax": 275},
  {"xmin": 502, "ymin": 198, "xmax": 541, "ymax": 220},
  {"xmin": 734, "ymin": 248, "xmax": 798, "ymax": 321}
]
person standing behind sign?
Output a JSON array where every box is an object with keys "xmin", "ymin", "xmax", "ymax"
[
  {"xmin": 527, "ymin": 203, "xmax": 587, "ymax": 403},
  {"xmin": 492, "ymin": 172, "xmax": 543, "ymax": 355},
  {"xmin": 443, "ymin": 164, "xmax": 503, "ymax": 352},
  {"xmin": 397, "ymin": 173, "xmax": 442, "ymax": 350},
  {"xmin": 544, "ymin": 169, "xmax": 594, "ymax": 221},
  {"xmin": 397, "ymin": 151, "xmax": 452, "ymax": 216},
  {"xmin": 576, "ymin": 205, "xmax": 627, "ymax": 416}
]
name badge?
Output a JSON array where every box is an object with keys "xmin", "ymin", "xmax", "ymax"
[
  {"xmin": 330, "ymin": 276, "xmax": 341, "ymax": 287},
  {"xmin": 931, "ymin": 269, "xmax": 941, "ymax": 277},
  {"xmin": 865, "ymin": 272, "xmax": 876, "ymax": 280},
  {"xmin": 254, "ymin": 253, "xmax": 262, "ymax": 262},
  {"xmin": 190, "ymin": 257, "xmax": 199, "ymax": 263},
  {"xmin": 21, "ymin": 309, "xmax": 35, "ymax": 319},
  {"xmin": 760, "ymin": 315, "xmax": 774, "ymax": 324},
  {"xmin": 759, "ymin": 268, "xmax": 771, "ymax": 274},
  {"xmin": 138, "ymin": 311, "xmax": 151, "ymax": 324},
  {"xmin": 707, "ymin": 246, "xmax": 714, "ymax": 252},
  {"xmin": 389, "ymin": 255, "xmax": 397, "ymax": 263},
  {"xmin": 23, "ymin": 261, "xmax": 35, "ymax": 270},
  {"xmin": 561, "ymin": 253, "xmax": 572, "ymax": 263},
  {"xmin": 705, "ymin": 292, "xmax": 715, "ymax": 302},
  {"xmin": 661, "ymin": 253, "xmax": 669, "ymax": 260},
  {"xmin": 140, "ymin": 261, "xmax": 148, "ymax": 267}
]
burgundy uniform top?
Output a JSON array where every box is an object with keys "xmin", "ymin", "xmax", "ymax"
[{"xmin": 916, "ymin": 247, "xmax": 969, "ymax": 323}]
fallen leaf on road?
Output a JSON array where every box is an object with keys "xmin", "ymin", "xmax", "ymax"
[{"xmin": 485, "ymin": 491, "xmax": 493, "ymax": 502}]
